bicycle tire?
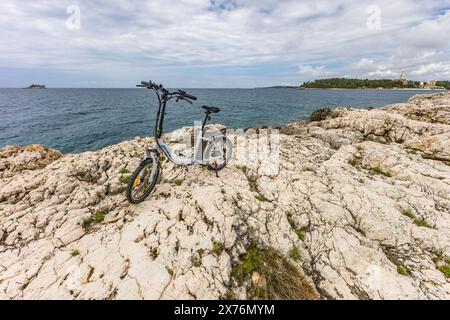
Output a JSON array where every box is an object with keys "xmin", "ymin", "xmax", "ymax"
[{"xmin": 126, "ymin": 158, "xmax": 160, "ymax": 204}]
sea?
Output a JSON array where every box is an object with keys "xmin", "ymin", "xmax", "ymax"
[{"xmin": 0, "ymin": 88, "xmax": 446, "ymax": 154}]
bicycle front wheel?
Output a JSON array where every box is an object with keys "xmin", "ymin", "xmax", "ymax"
[{"xmin": 126, "ymin": 158, "xmax": 160, "ymax": 204}]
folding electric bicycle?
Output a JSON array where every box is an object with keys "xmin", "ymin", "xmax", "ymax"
[{"xmin": 126, "ymin": 81, "xmax": 233, "ymax": 204}]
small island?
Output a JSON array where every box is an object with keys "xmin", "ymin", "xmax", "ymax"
[
  {"xmin": 24, "ymin": 84, "xmax": 46, "ymax": 89},
  {"xmin": 300, "ymin": 76, "xmax": 450, "ymax": 90}
]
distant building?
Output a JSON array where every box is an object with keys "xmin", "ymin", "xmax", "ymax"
[{"xmin": 398, "ymin": 72, "xmax": 408, "ymax": 84}]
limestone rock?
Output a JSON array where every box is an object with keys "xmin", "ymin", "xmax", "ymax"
[{"xmin": 1, "ymin": 93, "xmax": 449, "ymax": 300}]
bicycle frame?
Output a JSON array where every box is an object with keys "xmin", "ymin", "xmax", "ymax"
[
  {"xmin": 128, "ymin": 80, "xmax": 230, "ymax": 204},
  {"xmin": 155, "ymin": 131, "xmax": 224, "ymax": 166},
  {"xmin": 145, "ymin": 86, "xmax": 224, "ymax": 166}
]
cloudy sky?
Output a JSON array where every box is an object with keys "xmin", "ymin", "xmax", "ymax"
[{"xmin": 1, "ymin": 0, "xmax": 450, "ymax": 88}]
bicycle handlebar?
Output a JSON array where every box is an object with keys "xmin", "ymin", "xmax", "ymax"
[
  {"xmin": 177, "ymin": 90, "xmax": 197, "ymax": 101},
  {"xmin": 137, "ymin": 80, "xmax": 197, "ymax": 102},
  {"xmin": 140, "ymin": 81, "xmax": 160, "ymax": 89}
]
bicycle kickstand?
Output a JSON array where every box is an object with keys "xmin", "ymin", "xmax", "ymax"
[{"xmin": 214, "ymin": 162, "xmax": 219, "ymax": 178}]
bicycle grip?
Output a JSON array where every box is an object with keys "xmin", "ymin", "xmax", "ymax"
[{"xmin": 182, "ymin": 92, "xmax": 197, "ymax": 100}]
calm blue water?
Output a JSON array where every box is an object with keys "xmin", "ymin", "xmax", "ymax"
[{"xmin": 0, "ymin": 88, "xmax": 446, "ymax": 153}]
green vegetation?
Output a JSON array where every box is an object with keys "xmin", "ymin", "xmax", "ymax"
[
  {"xmin": 212, "ymin": 241, "xmax": 224, "ymax": 255},
  {"xmin": 401, "ymin": 210, "xmax": 433, "ymax": 228},
  {"xmin": 194, "ymin": 256, "xmax": 202, "ymax": 268},
  {"xmin": 436, "ymin": 81, "xmax": 450, "ymax": 89},
  {"xmin": 252, "ymin": 287, "xmax": 266, "ymax": 298},
  {"xmin": 119, "ymin": 168, "xmax": 129, "ymax": 174},
  {"xmin": 230, "ymin": 241, "xmax": 319, "ymax": 300},
  {"xmin": 75, "ymin": 171, "xmax": 87, "ymax": 178},
  {"xmin": 295, "ymin": 229, "xmax": 305, "ymax": 241},
  {"xmin": 397, "ymin": 265, "xmax": 411, "ymax": 276},
  {"xmin": 81, "ymin": 216, "xmax": 94, "ymax": 232},
  {"xmin": 348, "ymin": 157, "xmax": 360, "ymax": 167},
  {"xmin": 81, "ymin": 210, "xmax": 108, "ymax": 232},
  {"xmin": 432, "ymin": 252, "xmax": 450, "ymax": 278},
  {"xmin": 438, "ymin": 265, "xmax": 450, "ymax": 278},
  {"xmin": 71, "ymin": 249, "xmax": 80, "ymax": 257},
  {"xmin": 401, "ymin": 210, "xmax": 416, "ymax": 219},
  {"xmin": 94, "ymin": 211, "xmax": 107, "ymax": 223},
  {"xmin": 407, "ymin": 149, "xmax": 417, "ymax": 155},
  {"xmin": 226, "ymin": 290, "xmax": 237, "ymax": 300},
  {"xmin": 255, "ymin": 194, "xmax": 270, "ymax": 202},
  {"xmin": 370, "ymin": 166, "xmax": 383, "ymax": 175},
  {"xmin": 237, "ymin": 165, "xmax": 259, "ymax": 193},
  {"xmin": 415, "ymin": 219, "xmax": 433, "ymax": 229},
  {"xmin": 174, "ymin": 179, "xmax": 183, "ymax": 186},
  {"xmin": 86, "ymin": 267, "xmax": 95, "ymax": 282},
  {"xmin": 287, "ymin": 214, "xmax": 306, "ymax": 241},
  {"xmin": 231, "ymin": 242, "xmax": 266, "ymax": 285},
  {"xmin": 119, "ymin": 176, "xmax": 131, "ymax": 185},
  {"xmin": 370, "ymin": 166, "xmax": 392, "ymax": 177},
  {"xmin": 301, "ymin": 78, "xmax": 422, "ymax": 89},
  {"xmin": 289, "ymin": 246, "xmax": 301, "ymax": 261},
  {"xmin": 287, "ymin": 214, "xmax": 295, "ymax": 227}
]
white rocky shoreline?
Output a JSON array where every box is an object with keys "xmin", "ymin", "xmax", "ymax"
[{"xmin": 0, "ymin": 92, "xmax": 449, "ymax": 300}]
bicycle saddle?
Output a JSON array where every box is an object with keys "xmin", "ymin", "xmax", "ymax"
[{"xmin": 202, "ymin": 105, "xmax": 221, "ymax": 113}]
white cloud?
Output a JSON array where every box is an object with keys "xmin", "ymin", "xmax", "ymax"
[
  {"xmin": 120, "ymin": 33, "xmax": 137, "ymax": 39},
  {"xmin": 299, "ymin": 65, "xmax": 334, "ymax": 77},
  {"xmin": 354, "ymin": 58, "xmax": 375, "ymax": 70},
  {"xmin": 0, "ymin": 0, "xmax": 450, "ymax": 87},
  {"xmin": 411, "ymin": 62, "xmax": 450, "ymax": 78}
]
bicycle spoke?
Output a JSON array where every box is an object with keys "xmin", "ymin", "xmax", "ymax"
[{"xmin": 131, "ymin": 165, "xmax": 154, "ymax": 199}]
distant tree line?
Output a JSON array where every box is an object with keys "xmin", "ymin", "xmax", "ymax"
[
  {"xmin": 301, "ymin": 78, "xmax": 422, "ymax": 89},
  {"xmin": 436, "ymin": 81, "xmax": 450, "ymax": 89}
]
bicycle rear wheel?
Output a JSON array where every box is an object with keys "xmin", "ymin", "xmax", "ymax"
[{"xmin": 126, "ymin": 158, "xmax": 160, "ymax": 204}]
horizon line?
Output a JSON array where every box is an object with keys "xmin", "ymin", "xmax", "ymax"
[{"xmin": 0, "ymin": 87, "xmax": 298, "ymax": 90}]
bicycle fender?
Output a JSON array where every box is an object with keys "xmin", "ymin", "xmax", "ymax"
[{"xmin": 142, "ymin": 148, "xmax": 160, "ymax": 163}]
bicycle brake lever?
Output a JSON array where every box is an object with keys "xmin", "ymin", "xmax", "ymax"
[
  {"xmin": 176, "ymin": 96, "xmax": 193, "ymax": 104},
  {"xmin": 183, "ymin": 97, "xmax": 193, "ymax": 105}
]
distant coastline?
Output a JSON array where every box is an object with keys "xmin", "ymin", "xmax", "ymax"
[
  {"xmin": 301, "ymin": 87, "xmax": 447, "ymax": 91},
  {"xmin": 300, "ymin": 78, "xmax": 450, "ymax": 90},
  {"xmin": 255, "ymin": 86, "xmax": 447, "ymax": 91}
]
